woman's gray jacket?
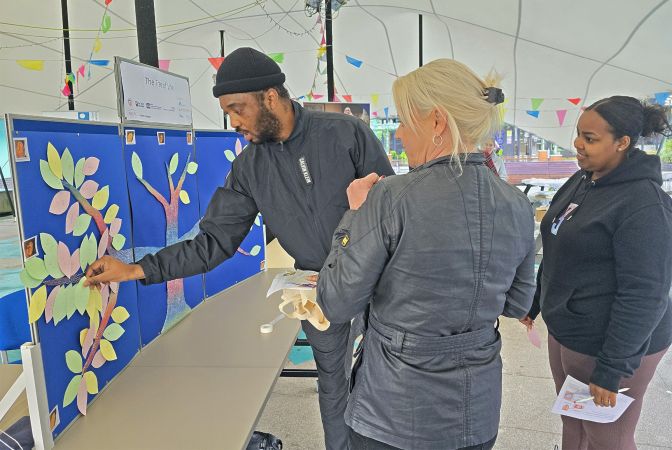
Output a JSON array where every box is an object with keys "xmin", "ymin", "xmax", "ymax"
[{"xmin": 317, "ymin": 154, "xmax": 536, "ymax": 449}]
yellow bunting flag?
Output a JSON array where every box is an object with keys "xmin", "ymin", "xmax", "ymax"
[
  {"xmin": 317, "ymin": 46, "xmax": 327, "ymax": 59},
  {"xmin": 371, "ymin": 93, "xmax": 379, "ymax": 105},
  {"xmin": 94, "ymin": 37, "xmax": 102, "ymax": 53},
  {"xmin": 17, "ymin": 60, "xmax": 44, "ymax": 71}
]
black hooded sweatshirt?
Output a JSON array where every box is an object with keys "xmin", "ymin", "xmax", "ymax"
[{"xmin": 529, "ymin": 149, "xmax": 672, "ymax": 391}]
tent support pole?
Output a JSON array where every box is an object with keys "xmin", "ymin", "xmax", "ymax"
[{"xmin": 325, "ymin": 0, "xmax": 335, "ymax": 102}]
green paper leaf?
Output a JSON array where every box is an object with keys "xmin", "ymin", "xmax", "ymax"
[
  {"xmin": 73, "ymin": 214, "xmax": 92, "ymax": 237},
  {"xmin": 187, "ymin": 161, "xmax": 198, "ymax": 174},
  {"xmin": 66, "ymin": 285, "xmax": 77, "ymax": 319},
  {"xmin": 92, "ymin": 185, "xmax": 109, "ymax": 210},
  {"xmin": 47, "ymin": 142, "xmax": 63, "ymax": 180},
  {"xmin": 84, "ymin": 371, "xmax": 98, "ymax": 394},
  {"xmin": 268, "ymin": 52, "xmax": 284, "ymax": 63},
  {"xmin": 168, "ymin": 153, "xmax": 179, "ymax": 175},
  {"xmin": 39, "ymin": 233, "xmax": 57, "ymax": 255},
  {"xmin": 102, "ymin": 14, "xmax": 111, "ymax": 33},
  {"xmin": 250, "ymin": 245, "xmax": 261, "ymax": 256},
  {"xmin": 20, "ymin": 269, "xmax": 42, "ymax": 289},
  {"xmin": 111, "ymin": 306, "xmax": 130, "ymax": 324},
  {"xmin": 63, "ymin": 375, "xmax": 82, "ymax": 407},
  {"xmin": 25, "ymin": 257, "xmax": 48, "ymax": 280},
  {"xmin": 39, "ymin": 160, "xmax": 64, "ymax": 190},
  {"xmin": 80, "ymin": 234, "xmax": 98, "ymax": 270},
  {"xmin": 62, "ymin": 148, "xmax": 74, "ymax": 185},
  {"xmin": 74, "ymin": 279, "xmax": 89, "ymax": 315},
  {"xmin": 254, "ymin": 215, "xmax": 261, "ymax": 227},
  {"xmin": 100, "ymin": 339, "xmax": 117, "ymax": 361},
  {"xmin": 74, "ymin": 157, "xmax": 85, "ymax": 188},
  {"xmin": 104, "ymin": 204, "xmax": 119, "ymax": 224},
  {"xmin": 45, "ymin": 251, "xmax": 64, "ymax": 279},
  {"xmin": 224, "ymin": 149, "xmax": 235, "ymax": 162},
  {"xmin": 103, "ymin": 323, "xmax": 125, "ymax": 341},
  {"xmin": 179, "ymin": 190, "xmax": 190, "ymax": 204},
  {"xmin": 53, "ymin": 286, "xmax": 68, "ymax": 325},
  {"xmin": 131, "ymin": 152, "xmax": 143, "ymax": 179},
  {"xmin": 111, "ymin": 234, "xmax": 126, "ymax": 250},
  {"xmin": 28, "ymin": 285, "xmax": 47, "ymax": 323},
  {"xmin": 65, "ymin": 350, "xmax": 83, "ymax": 374}
]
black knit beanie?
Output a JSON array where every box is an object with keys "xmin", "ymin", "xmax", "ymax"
[{"xmin": 212, "ymin": 47, "xmax": 286, "ymax": 97}]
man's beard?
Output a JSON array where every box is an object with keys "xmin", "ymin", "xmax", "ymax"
[{"xmin": 246, "ymin": 102, "xmax": 282, "ymax": 144}]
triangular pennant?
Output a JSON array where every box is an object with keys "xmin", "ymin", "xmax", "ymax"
[
  {"xmin": 297, "ymin": 95, "xmax": 306, "ymax": 100},
  {"xmin": 77, "ymin": 64, "xmax": 86, "ymax": 78},
  {"xmin": 372, "ymin": 111, "xmax": 378, "ymax": 117},
  {"xmin": 307, "ymin": 91, "xmax": 314, "ymax": 101},
  {"xmin": 530, "ymin": 98, "xmax": 544, "ymax": 110},
  {"xmin": 105, "ymin": 0, "xmax": 112, "ymax": 4},
  {"xmin": 342, "ymin": 95, "xmax": 353, "ymax": 102},
  {"xmin": 567, "ymin": 98, "xmax": 581, "ymax": 105},
  {"xmin": 159, "ymin": 59, "xmax": 171, "ymax": 71},
  {"xmin": 556, "ymin": 109, "xmax": 567, "ymax": 126},
  {"xmin": 526, "ymin": 110, "xmax": 540, "ymax": 118},
  {"xmin": 88, "ymin": 59, "xmax": 110, "ymax": 66},
  {"xmin": 345, "ymin": 55, "xmax": 363, "ymax": 68},
  {"xmin": 65, "ymin": 73, "xmax": 76, "ymax": 84},
  {"xmin": 208, "ymin": 57, "xmax": 225, "ymax": 70},
  {"xmin": 93, "ymin": 37, "xmax": 102, "ymax": 53},
  {"xmin": 371, "ymin": 94, "xmax": 379, "ymax": 105},
  {"xmin": 654, "ymin": 92, "xmax": 670, "ymax": 105},
  {"xmin": 17, "ymin": 60, "xmax": 44, "ymax": 71},
  {"xmin": 268, "ymin": 53, "xmax": 284, "ymax": 64},
  {"xmin": 320, "ymin": 35, "xmax": 326, "ymax": 46},
  {"xmin": 102, "ymin": 14, "xmax": 111, "ymax": 33},
  {"xmin": 312, "ymin": 94, "xmax": 324, "ymax": 100},
  {"xmin": 384, "ymin": 107, "xmax": 389, "ymax": 118},
  {"xmin": 317, "ymin": 46, "xmax": 327, "ymax": 59},
  {"xmin": 332, "ymin": 95, "xmax": 340, "ymax": 102},
  {"xmin": 61, "ymin": 84, "xmax": 71, "ymax": 96}
]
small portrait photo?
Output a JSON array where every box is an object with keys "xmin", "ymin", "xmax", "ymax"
[
  {"xmin": 23, "ymin": 236, "xmax": 38, "ymax": 260},
  {"xmin": 49, "ymin": 406, "xmax": 60, "ymax": 431},
  {"xmin": 157, "ymin": 131, "xmax": 166, "ymax": 145},
  {"xmin": 13, "ymin": 137, "xmax": 30, "ymax": 162},
  {"xmin": 186, "ymin": 131, "xmax": 193, "ymax": 145},
  {"xmin": 125, "ymin": 129, "xmax": 136, "ymax": 145}
]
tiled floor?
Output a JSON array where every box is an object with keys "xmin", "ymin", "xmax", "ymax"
[{"xmin": 257, "ymin": 317, "xmax": 672, "ymax": 449}]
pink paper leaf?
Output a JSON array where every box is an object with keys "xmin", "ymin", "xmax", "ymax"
[
  {"xmin": 45, "ymin": 286, "xmax": 60, "ymax": 323},
  {"xmin": 110, "ymin": 218, "xmax": 122, "ymax": 237},
  {"xmin": 98, "ymin": 229, "xmax": 109, "ymax": 258},
  {"xmin": 527, "ymin": 327, "xmax": 542, "ymax": 348},
  {"xmin": 235, "ymin": 139, "xmax": 243, "ymax": 155},
  {"xmin": 83, "ymin": 157, "xmax": 100, "ymax": 176},
  {"xmin": 109, "ymin": 281, "xmax": 119, "ymax": 294},
  {"xmin": 100, "ymin": 285, "xmax": 109, "ymax": 313},
  {"xmin": 79, "ymin": 180, "xmax": 99, "ymax": 199},
  {"xmin": 82, "ymin": 327, "xmax": 95, "ymax": 357},
  {"xmin": 58, "ymin": 242, "xmax": 71, "ymax": 277},
  {"xmin": 77, "ymin": 376, "xmax": 88, "ymax": 415},
  {"xmin": 49, "ymin": 191, "xmax": 71, "ymax": 215},
  {"xmin": 92, "ymin": 351, "xmax": 105, "ymax": 369},
  {"xmin": 65, "ymin": 203, "xmax": 79, "ymax": 234},
  {"xmin": 69, "ymin": 249, "xmax": 80, "ymax": 278}
]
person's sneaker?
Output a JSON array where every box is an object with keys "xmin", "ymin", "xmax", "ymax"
[{"xmin": 246, "ymin": 431, "xmax": 282, "ymax": 450}]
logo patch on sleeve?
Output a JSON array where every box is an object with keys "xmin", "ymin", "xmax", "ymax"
[{"xmin": 341, "ymin": 235, "xmax": 350, "ymax": 247}]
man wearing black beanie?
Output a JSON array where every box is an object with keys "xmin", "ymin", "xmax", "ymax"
[{"xmin": 86, "ymin": 47, "xmax": 395, "ymax": 450}]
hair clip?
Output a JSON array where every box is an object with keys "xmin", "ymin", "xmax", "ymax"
[{"xmin": 484, "ymin": 87, "xmax": 505, "ymax": 105}]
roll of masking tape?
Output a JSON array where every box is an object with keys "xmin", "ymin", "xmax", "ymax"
[{"xmin": 260, "ymin": 313, "xmax": 285, "ymax": 334}]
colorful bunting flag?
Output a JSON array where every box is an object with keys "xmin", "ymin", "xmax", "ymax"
[
  {"xmin": 312, "ymin": 94, "xmax": 324, "ymax": 100},
  {"xmin": 88, "ymin": 60, "xmax": 110, "ymax": 66},
  {"xmin": 77, "ymin": 64, "xmax": 86, "ymax": 78},
  {"xmin": 268, "ymin": 53, "xmax": 285, "ymax": 63},
  {"xmin": 654, "ymin": 92, "xmax": 670, "ymax": 105},
  {"xmin": 317, "ymin": 46, "xmax": 327, "ymax": 59},
  {"xmin": 526, "ymin": 110, "xmax": 540, "ymax": 118},
  {"xmin": 159, "ymin": 59, "xmax": 171, "ymax": 71},
  {"xmin": 530, "ymin": 98, "xmax": 544, "ymax": 110},
  {"xmin": 556, "ymin": 109, "xmax": 567, "ymax": 126},
  {"xmin": 61, "ymin": 84, "xmax": 71, "ymax": 96},
  {"xmin": 384, "ymin": 107, "xmax": 389, "ymax": 118},
  {"xmin": 17, "ymin": 60, "xmax": 44, "ymax": 71},
  {"xmin": 342, "ymin": 95, "xmax": 353, "ymax": 102},
  {"xmin": 346, "ymin": 55, "xmax": 363, "ymax": 68},
  {"xmin": 208, "ymin": 57, "xmax": 225, "ymax": 70},
  {"xmin": 567, "ymin": 98, "xmax": 581, "ymax": 105},
  {"xmin": 371, "ymin": 93, "xmax": 379, "ymax": 105},
  {"xmin": 102, "ymin": 14, "xmax": 111, "ymax": 33},
  {"xmin": 93, "ymin": 37, "xmax": 102, "ymax": 53},
  {"xmin": 105, "ymin": 0, "xmax": 113, "ymax": 4}
]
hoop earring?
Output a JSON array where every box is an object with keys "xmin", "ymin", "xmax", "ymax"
[{"xmin": 432, "ymin": 135, "xmax": 443, "ymax": 147}]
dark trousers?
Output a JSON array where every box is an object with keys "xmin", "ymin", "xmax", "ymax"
[
  {"xmin": 301, "ymin": 319, "xmax": 351, "ymax": 450},
  {"xmin": 348, "ymin": 428, "xmax": 497, "ymax": 450},
  {"xmin": 548, "ymin": 334, "xmax": 668, "ymax": 450}
]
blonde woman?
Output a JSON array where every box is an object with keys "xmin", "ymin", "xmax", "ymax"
[{"xmin": 317, "ymin": 59, "xmax": 536, "ymax": 449}]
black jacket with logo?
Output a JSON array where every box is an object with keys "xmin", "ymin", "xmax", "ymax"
[
  {"xmin": 138, "ymin": 101, "xmax": 394, "ymax": 279},
  {"xmin": 530, "ymin": 149, "xmax": 672, "ymax": 391}
]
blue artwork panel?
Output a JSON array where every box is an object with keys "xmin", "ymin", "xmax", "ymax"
[
  {"xmin": 123, "ymin": 127, "xmax": 203, "ymax": 346},
  {"xmin": 9, "ymin": 117, "xmax": 141, "ymax": 438},
  {"xmin": 194, "ymin": 131, "xmax": 264, "ymax": 298}
]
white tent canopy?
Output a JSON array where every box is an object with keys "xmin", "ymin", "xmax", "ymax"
[{"xmin": 1, "ymin": 0, "xmax": 670, "ymax": 149}]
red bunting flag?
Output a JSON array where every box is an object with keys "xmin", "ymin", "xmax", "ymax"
[
  {"xmin": 312, "ymin": 94, "xmax": 324, "ymax": 100},
  {"xmin": 567, "ymin": 98, "xmax": 581, "ymax": 105},
  {"xmin": 342, "ymin": 95, "xmax": 353, "ymax": 102},
  {"xmin": 61, "ymin": 84, "xmax": 71, "ymax": 97},
  {"xmin": 105, "ymin": 0, "xmax": 112, "ymax": 4},
  {"xmin": 208, "ymin": 57, "xmax": 225, "ymax": 70}
]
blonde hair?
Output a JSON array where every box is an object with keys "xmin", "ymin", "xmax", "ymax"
[{"xmin": 392, "ymin": 59, "xmax": 502, "ymax": 165}]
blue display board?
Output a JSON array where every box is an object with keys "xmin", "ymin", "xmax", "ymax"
[
  {"xmin": 123, "ymin": 126, "xmax": 204, "ymax": 345},
  {"xmin": 8, "ymin": 117, "xmax": 141, "ymax": 437},
  {"xmin": 194, "ymin": 131, "xmax": 265, "ymax": 298}
]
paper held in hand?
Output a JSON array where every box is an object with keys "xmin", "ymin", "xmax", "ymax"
[
  {"xmin": 267, "ymin": 269, "xmax": 318, "ymax": 297},
  {"xmin": 551, "ymin": 375, "xmax": 634, "ymax": 423}
]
